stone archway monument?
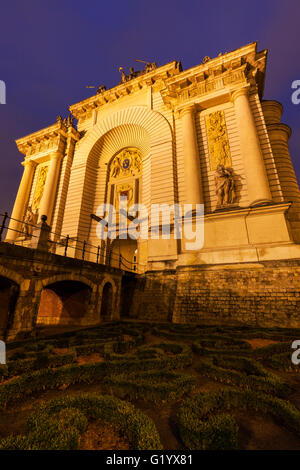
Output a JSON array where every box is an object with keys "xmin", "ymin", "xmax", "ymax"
[{"xmin": 4, "ymin": 43, "xmax": 300, "ymax": 327}]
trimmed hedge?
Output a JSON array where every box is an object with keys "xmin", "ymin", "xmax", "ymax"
[
  {"xmin": 0, "ymin": 362, "xmax": 107, "ymax": 409},
  {"xmin": 103, "ymin": 370, "xmax": 196, "ymax": 403},
  {"xmin": 195, "ymin": 336, "xmax": 251, "ymax": 350},
  {"xmin": 0, "ymin": 394, "xmax": 162, "ymax": 450},
  {"xmin": 74, "ymin": 341, "xmax": 115, "ymax": 356},
  {"xmin": 197, "ymin": 355, "xmax": 289, "ymax": 395},
  {"xmin": 267, "ymin": 352, "xmax": 299, "ymax": 372},
  {"xmin": 178, "ymin": 388, "xmax": 300, "ymax": 450},
  {"xmin": 0, "ymin": 343, "xmax": 192, "ymax": 409},
  {"xmin": 106, "ymin": 343, "xmax": 193, "ymax": 372},
  {"xmin": 0, "ymin": 406, "xmax": 87, "ymax": 450},
  {"xmin": 253, "ymin": 341, "xmax": 299, "ymax": 371},
  {"xmin": 0, "ymin": 350, "xmax": 77, "ymax": 381},
  {"xmin": 253, "ymin": 341, "xmax": 291, "ymax": 359}
]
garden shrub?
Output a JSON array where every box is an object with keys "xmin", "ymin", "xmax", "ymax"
[
  {"xmin": 197, "ymin": 355, "xmax": 289, "ymax": 395},
  {"xmin": 0, "ymin": 406, "xmax": 87, "ymax": 450},
  {"xmin": 0, "ymin": 394, "xmax": 162, "ymax": 450},
  {"xmin": 5, "ymin": 350, "xmax": 77, "ymax": 378},
  {"xmin": 178, "ymin": 388, "xmax": 300, "ymax": 450},
  {"xmin": 0, "ymin": 342, "xmax": 192, "ymax": 408},
  {"xmin": 103, "ymin": 370, "xmax": 196, "ymax": 403}
]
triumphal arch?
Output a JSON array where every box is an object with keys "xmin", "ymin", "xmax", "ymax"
[{"xmin": 5, "ymin": 42, "xmax": 300, "ymax": 328}]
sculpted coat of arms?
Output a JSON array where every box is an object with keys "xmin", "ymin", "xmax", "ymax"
[{"xmin": 109, "ymin": 148, "xmax": 142, "ymax": 180}]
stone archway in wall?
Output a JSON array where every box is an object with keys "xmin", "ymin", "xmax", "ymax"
[
  {"xmin": 108, "ymin": 238, "xmax": 138, "ymax": 270},
  {"xmin": 100, "ymin": 282, "xmax": 113, "ymax": 321},
  {"xmin": 99, "ymin": 276, "xmax": 118, "ymax": 322},
  {"xmin": 0, "ymin": 276, "xmax": 19, "ymax": 339},
  {"xmin": 37, "ymin": 278, "xmax": 93, "ymax": 326},
  {"xmin": 61, "ymin": 106, "xmax": 175, "ymax": 249}
]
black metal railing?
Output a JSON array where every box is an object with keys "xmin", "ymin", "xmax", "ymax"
[{"xmin": 0, "ymin": 212, "xmax": 144, "ymax": 273}]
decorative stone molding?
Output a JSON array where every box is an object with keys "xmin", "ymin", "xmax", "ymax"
[
  {"xmin": 75, "ymin": 105, "xmax": 172, "ymax": 166},
  {"xmin": 15, "ymin": 117, "xmax": 80, "ymax": 161},
  {"xmin": 70, "ymin": 61, "xmax": 182, "ymax": 121},
  {"xmin": 160, "ymin": 43, "xmax": 267, "ymax": 110}
]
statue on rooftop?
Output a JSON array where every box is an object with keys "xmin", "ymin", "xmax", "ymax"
[
  {"xmin": 96, "ymin": 85, "xmax": 107, "ymax": 94},
  {"xmin": 129, "ymin": 67, "xmax": 136, "ymax": 80},
  {"xmin": 119, "ymin": 66, "xmax": 127, "ymax": 83}
]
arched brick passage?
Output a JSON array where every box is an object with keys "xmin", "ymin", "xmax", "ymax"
[
  {"xmin": 0, "ymin": 276, "xmax": 19, "ymax": 339},
  {"xmin": 100, "ymin": 282, "xmax": 113, "ymax": 321},
  {"xmin": 37, "ymin": 280, "xmax": 92, "ymax": 326}
]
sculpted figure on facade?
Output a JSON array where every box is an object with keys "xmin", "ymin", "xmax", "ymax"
[
  {"xmin": 21, "ymin": 206, "xmax": 36, "ymax": 237},
  {"xmin": 214, "ymin": 164, "xmax": 236, "ymax": 207},
  {"xmin": 206, "ymin": 110, "xmax": 232, "ymax": 170},
  {"xmin": 63, "ymin": 114, "xmax": 75, "ymax": 128},
  {"xmin": 33, "ymin": 165, "xmax": 48, "ymax": 211},
  {"xmin": 110, "ymin": 156, "xmax": 121, "ymax": 179}
]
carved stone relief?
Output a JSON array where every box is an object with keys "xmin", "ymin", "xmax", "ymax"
[
  {"xmin": 32, "ymin": 165, "xmax": 48, "ymax": 211},
  {"xmin": 109, "ymin": 148, "xmax": 142, "ymax": 180},
  {"xmin": 205, "ymin": 111, "xmax": 232, "ymax": 170}
]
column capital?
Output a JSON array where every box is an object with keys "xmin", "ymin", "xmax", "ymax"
[
  {"xmin": 231, "ymin": 86, "xmax": 250, "ymax": 103},
  {"xmin": 21, "ymin": 159, "xmax": 37, "ymax": 168},
  {"xmin": 179, "ymin": 104, "xmax": 196, "ymax": 118}
]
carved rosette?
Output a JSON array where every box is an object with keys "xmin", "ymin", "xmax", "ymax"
[{"xmin": 205, "ymin": 111, "xmax": 232, "ymax": 170}]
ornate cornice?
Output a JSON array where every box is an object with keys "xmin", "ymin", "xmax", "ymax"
[
  {"xmin": 161, "ymin": 42, "xmax": 267, "ymax": 110},
  {"xmin": 14, "ymin": 42, "xmax": 267, "ymax": 158},
  {"xmin": 16, "ymin": 116, "xmax": 80, "ymax": 157},
  {"xmin": 69, "ymin": 61, "xmax": 182, "ymax": 120}
]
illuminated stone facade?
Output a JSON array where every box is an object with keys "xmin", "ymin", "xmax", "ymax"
[{"xmin": 7, "ymin": 42, "xmax": 300, "ymax": 272}]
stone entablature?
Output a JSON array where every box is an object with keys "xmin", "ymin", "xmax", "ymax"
[
  {"xmin": 15, "ymin": 117, "xmax": 80, "ymax": 161},
  {"xmin": 70, "ymin": 60, "xmax": 182, "ymax": 122},
  {"xmin": 161, "ymin": 44, "xmax": 267, "ymax": 110}
]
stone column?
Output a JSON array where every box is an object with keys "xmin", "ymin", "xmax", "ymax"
[
  {"xmin": 232, "ymin": 87, "xmax": 272, "ymax": 205},
  {"xmin": 180, "ymin": 105, "xmax": 204, "ymax": 206},
  {"xmin": 262, "ymin": 100, "xmax": 300, "ymax": 215},
  {"xmin": 6, "ymin": 159, "xmax": 37, "ymax": 242},
  {"xmin": 38, "ymin": 152, "xmax": 62, "ymax": 224}
]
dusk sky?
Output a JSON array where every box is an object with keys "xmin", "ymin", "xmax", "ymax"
[{"xmin": 0, "ymin": 0, "xmax": 299, "ymax": 214}]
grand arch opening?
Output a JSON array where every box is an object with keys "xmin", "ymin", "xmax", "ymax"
[{"xmin": 37, "ymin": 280, "xmax": 92, "ymax": 326}]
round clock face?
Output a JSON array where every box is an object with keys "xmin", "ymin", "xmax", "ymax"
[{"xmin": 122, "ymin": 158, "xmax": 130, "ymax": 169}]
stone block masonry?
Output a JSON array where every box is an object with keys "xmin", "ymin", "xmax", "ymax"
[{"xmin": 129, "ymin": 260, "xmax": 300, "ymax": 328}]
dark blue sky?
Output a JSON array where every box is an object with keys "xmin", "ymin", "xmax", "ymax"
[{"xmin": 0, "ymin": 0, "xmax": 299, "ymax": 214}]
